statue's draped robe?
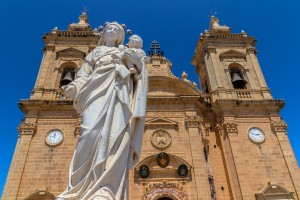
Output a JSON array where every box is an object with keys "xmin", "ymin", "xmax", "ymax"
[{"xmin": 58, "ymin": 46, "xmax": 147, "ymax": 200}]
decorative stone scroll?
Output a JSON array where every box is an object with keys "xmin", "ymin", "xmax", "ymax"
[
  {"xmin": 271, "ymin": 120, "xmax": 287, "ymax": 134},
  {"xmin": 151, "ymin": 129, "xmax": 172, "ymax": 150},
  {"xmin": 142, "ymin": 181, "xmax": 187, "ymax": 200},
  {"xmin": 185, "ymin": 116, "xmax": 201, "ymax": 128},
  {"xmin": 223, "ymin": 121, "xmax": 238, "ymax": 134},
  {"xmin": 17, "ymin": 122, "xmax": 37, "ymax": 136}
]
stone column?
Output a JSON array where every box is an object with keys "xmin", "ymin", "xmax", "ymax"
[
  {"xmin": 2, "ymin": 122, "xmax": 37, "ymax": 200},
  {"xmin": 271, "ymin": 120, "xmax": 300, "ymax": 199},
  {"xmin": 185, "ymin": 116, "xmax": 211, "ymax": 200}
]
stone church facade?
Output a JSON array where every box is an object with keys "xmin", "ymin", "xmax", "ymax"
[{"xmin": 2, "ymin": 13, "xmax": 300, "ymax": 200}]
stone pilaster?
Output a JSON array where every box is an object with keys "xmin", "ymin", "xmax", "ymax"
[
  {"xmin": 218, "ymin": 121, "xmax": 243, "ymax": 200},
  {"xmin": 2, "ymin": 122, "xmax": 37, "ymax": 200},
  {"xmin": 271, "ymin": 120, "xmax": 300, "ymax": 199},
  {"xmin": 185, "ymin": 115, "xmax": 211, "ymax": 200}
]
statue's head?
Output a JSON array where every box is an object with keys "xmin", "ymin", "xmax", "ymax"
[
  {"xmin": 128, "ymin": 35, "xmax": 143, "ymax": 49},
  {"xmin": 99, "ymin": 22, "xmax": 125, "ymax": 47}
]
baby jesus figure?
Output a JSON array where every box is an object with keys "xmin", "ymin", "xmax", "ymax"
[{"xmin": 112, "ymin": 34, "xmax": 149, "ymax": 78}]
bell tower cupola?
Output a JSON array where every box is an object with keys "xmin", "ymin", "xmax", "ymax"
[{"xmin": 192, "ymin": 16, "xmax": 272, "ymax": 101}]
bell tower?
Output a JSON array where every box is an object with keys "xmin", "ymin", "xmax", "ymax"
[
  {"xmin": 192, "ymin": 16, "xmax": 300, "ymax": 200},
  {"xmin": 192, "ymin": 16, "xmax": 272, "ymax": 101},
  {"xmin": 2, "ymin": 13, "xmax": 99, "ymax": 200}
]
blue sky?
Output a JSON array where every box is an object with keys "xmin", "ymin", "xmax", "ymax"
[{"xmin": 1, "ymin": 0, "xmax": 299, "ymax": 196}]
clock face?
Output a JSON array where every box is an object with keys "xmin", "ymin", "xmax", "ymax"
[
  {"xmin": 248, "ymin": 128, "xmax": 265, "ymax": 144},
  {"xmin": 46, "ymin": 129, "xmax": 64, "ymax": 146}
]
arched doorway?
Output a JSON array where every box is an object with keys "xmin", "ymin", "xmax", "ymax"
[{"xmin": 157, "ymin": 198, "xmax": 173, "ymax": 200}]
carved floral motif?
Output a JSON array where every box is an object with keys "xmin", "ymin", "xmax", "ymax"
[
  {"xmin": 17, "ymin": 122, "xmax": 37, "ymax": 136},
  {"xmin": 185, "ymin": 116, "xmax": 201, "ymax": 128},
  {"xmin": 143, "ymin": 181, "xmax": 187, "ymax": 200}
]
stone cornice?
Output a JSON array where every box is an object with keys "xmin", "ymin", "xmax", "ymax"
[
  {"xmin": 214, "ymin": 99, "xmax": 285, "ymax": 110},
  {"xmin": 42, "ymin": 30, "xmax": 99, "ymax": 46},
  {"xmin": 18, "ymin": 99, "xmax": 73, "ymax": 113}
]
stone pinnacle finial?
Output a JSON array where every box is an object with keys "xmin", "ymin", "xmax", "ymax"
[
  {"xmin": 181, "ymin": 71, "xmax": 188, "ymax": 80},
  {"xmin": 209, "ymin": 16, "xmax": 231, "ymax": 34},
  {"xmin": 68, "ymin": 12, "xmax": 91, "ymax": 31},
  {"xmin": 148, "ymin": 40, "xmax": 164, "ymax": 57}
]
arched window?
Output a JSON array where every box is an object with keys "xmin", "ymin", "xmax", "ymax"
[
  {"xmin": 59, "ymin": 62, "xmax": 77, "ymax": 87},
  {"xmin": 228, "ymin": 64, "xmax": 247, "ymax": 89},
  {"xmin": 157, "ymin": 197, "xmax": 173, "ymax": 200}
]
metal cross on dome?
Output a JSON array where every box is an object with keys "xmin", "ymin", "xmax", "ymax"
[{"xmin": 148, "ymin": 40, "xmax": 164, "ymax": 57}]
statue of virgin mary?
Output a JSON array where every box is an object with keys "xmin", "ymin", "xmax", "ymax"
[{"xmin": 57, "ymin": 22, "xmax": 148, "ymax": 200}]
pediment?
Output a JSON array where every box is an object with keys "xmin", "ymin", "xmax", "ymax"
[
  {"xmin": 255, "ymin": 184, "xmax": 294, "ymax": 200},
  {"xmin": 56, "ymin": 48, "xmax": 86, "ymax": 60},
  {"xmin": 145, "ymin": 117, "xmax": 178, "ymax": 130},
  {"xmin": 219, "ymin": 50, "xmax": 247, "ymax": 59}
]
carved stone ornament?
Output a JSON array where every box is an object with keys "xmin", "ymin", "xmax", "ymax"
[
  {"xmin": 205, "ymin": 46, "xmax": 217, "ymax": 54},
  {"xmin": 185, "ymin": 116, "xmax": 201, "ymax": 128},
  {"xmin": 215, "ymin": 123, "xmax": 224, "ymax": 135},
  {"xmin": 271, "ymin": 120, "xmax": 287, "ymax": 134},
  {"xmin": 151, "ymin": 129, "xmax": 172, "ymax": 150},
  {"xmin": 142, "ymin": 181, "xmax": 187, "ymax": 200},
  {"xmin": 223, "ymin": 121, "xmax": 238, "ymax": 133},
  {"xmin": 17, "ymin": 122, "xmax": 37, "ymax": 136},
  {"xmin": 246, "ymin": 47, "xmax": 258, "ymax": 54}
]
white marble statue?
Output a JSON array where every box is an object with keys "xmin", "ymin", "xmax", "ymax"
[{"xmin": 57, "ymin": 22, "xmax": 148, "ymax": 200}]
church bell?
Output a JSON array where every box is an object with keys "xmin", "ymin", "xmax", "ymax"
[
  {"xmin": 61, "ymin": 71, "xmax": 74, "ymax": 86},
  {"xmin": 231, "ymin": 72, "xmax": 247, "ymax": 89}
]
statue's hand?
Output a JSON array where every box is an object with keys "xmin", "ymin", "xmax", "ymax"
[{"xmin": 61, "ymin": 84, "xmax": 76, "ymax": 98}]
